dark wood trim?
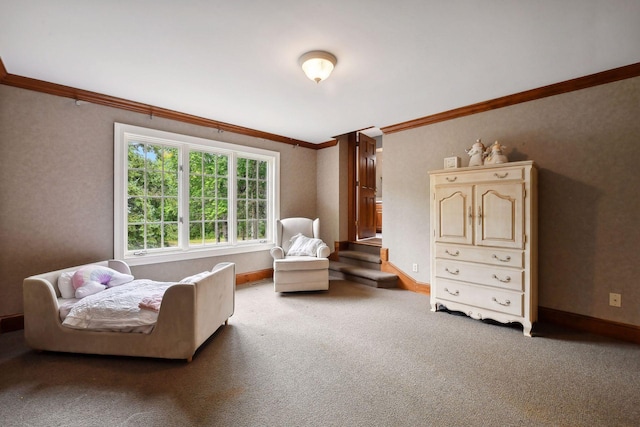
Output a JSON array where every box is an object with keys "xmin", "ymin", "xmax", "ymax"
[
  {"xmin": 236, "ymin": 268, "xmax": 274, "ymax": 286},
  {"xmin": 0, "ymin": 315, "xmax": 24, "ymax": 333},
  {"xmin": 346, "ymin": 133, "xmax": 357, "ymax": 241},
  {"xmin": 0, "ymin": 57, "xmax": 317, "ymax": 149},
  {"xmin": 0, "ymin": 58, "xmax": 7, "ymax": 81},
  {"xmin": 315, "ymin": 139, "xmax": 339, "ymax": 149},
  {"xmin": 381, "ymin": 62, "xmax": 640, "ymax": 135},
  {"xmin": 381, "ymin": 260, "xmax": 430, "ymax": 296},
  {"xmin": 539, "ymin": 307, "xmax": 640, "ymax": 345}
]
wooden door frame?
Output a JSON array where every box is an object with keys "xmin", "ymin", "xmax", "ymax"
[
  {"xmin": 347, "ymin": 132, "xmax": 357, "ymax": 242},
  {"xmin": 346, "ymin": 131, "xmax": 378, "ymax": 241}
]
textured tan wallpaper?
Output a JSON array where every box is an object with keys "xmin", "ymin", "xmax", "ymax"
[
  {"xmin": 0, "ymin": 85, "xmax": 318, "ymax": 317},
  {"xmin": 383, "ymin": 76, "xmax": 640, "ymax": 326}
]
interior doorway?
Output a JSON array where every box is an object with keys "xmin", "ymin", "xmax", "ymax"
[{"xmin": 347, "ymin": 130, "xmax": 383, "ymax": 245}]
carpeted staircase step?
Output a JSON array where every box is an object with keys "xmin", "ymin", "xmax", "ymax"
[
  {"xmin": 338, "ymin": 250, "xmax": 381, "ymax": 264},
  {"xmin": 329, "ymin": 261, "xmax": 397, "ymax": 288}
]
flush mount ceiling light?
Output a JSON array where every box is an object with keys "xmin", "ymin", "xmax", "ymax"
[{"xmin": 299, "ymin": 50, "xmax": 337, "ymax": 83}]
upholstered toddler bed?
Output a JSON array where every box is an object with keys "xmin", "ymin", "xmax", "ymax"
[{"xmin": 23, "ymin": 260, "xmax": 235, "ymax": 361}]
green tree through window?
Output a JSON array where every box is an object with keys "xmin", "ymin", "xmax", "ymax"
[{"xmin": 115, "ymin": 123, "xmax": 279, "ymax": 263}]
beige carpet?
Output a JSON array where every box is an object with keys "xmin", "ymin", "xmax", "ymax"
[{"xmin": 1, "ymin": 279, "xmax": 639, "ymax": 426}]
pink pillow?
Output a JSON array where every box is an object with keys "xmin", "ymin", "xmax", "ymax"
[{"xmin": 72, "ymin": 265, "xmax": 134, "ymax": 298}]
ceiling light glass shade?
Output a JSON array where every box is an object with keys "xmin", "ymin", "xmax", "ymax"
[{"xmin": 299, "ymin": 51, "xmax": 337, "ymax": 83}]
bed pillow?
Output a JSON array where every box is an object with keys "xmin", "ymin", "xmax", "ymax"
[
  {"xmin": 72, "ymin": 265, "xmax": 134, "ymax": 298},
  {"xmin": 57, "ymin": 271, "xmax": 77, "ymax": 299},
  {"xmin": 287, "ymin": 233, "xmax": 324, "ymax": 257}
]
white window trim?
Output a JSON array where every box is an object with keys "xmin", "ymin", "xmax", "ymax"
[{"xmin": 114, "ymin": 123, "xmax": 280, "ymax": 266}]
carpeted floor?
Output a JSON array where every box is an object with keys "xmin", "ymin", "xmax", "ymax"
[{"xmin": 1, "ymin": 279, "xmax": 639, "ymax": 426}]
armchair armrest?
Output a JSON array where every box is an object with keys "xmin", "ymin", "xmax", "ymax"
[
  {"xmin": 317, "ymin": 244, "xmax": 330, "ymax": 259},
  {"xmin": 270, "ymin": 246, "xmax": 285, "ymax": 260}
]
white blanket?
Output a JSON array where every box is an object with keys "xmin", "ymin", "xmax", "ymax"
[{"xmin": 61, "ymin": 279, "xmax": 175, "ymax": 334}]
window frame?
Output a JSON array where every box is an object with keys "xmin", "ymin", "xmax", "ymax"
[{"xmin": 114, "ymin": 123, "xmax": 280, "ymax": 266}]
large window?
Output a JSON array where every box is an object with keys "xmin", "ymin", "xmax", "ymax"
[{"xmin": 115, "ymin": 123, "xmax": 279, "ymax": 265}]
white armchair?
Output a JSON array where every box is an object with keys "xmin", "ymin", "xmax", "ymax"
[{"xmin": 270, "ymin": 217, "xmax": 330, "ymax": 292}]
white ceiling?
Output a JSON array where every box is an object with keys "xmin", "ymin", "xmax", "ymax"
[{"xmin": 2, "ymin": 1, "xmax": 639, "ymax": 144}]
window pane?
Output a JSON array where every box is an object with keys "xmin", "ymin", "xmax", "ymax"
[
  {"xmin": 237, "ymin": 179, "xmax": 246, "ymax": 198},
  {"xmin": 248, "ymin": 180, "xmax": 257, "ymax": 199},
  {"xmin": 218, "ymin": 178, "xmax": 228, "ymax": 198},
  {"xmin": 147, "ymin": 224, "xmax": 162, "ymax": 248},
  {"xmin": 237, "ymin": 200, "xmax": 246, "ymax": 219},
  {"xmin": 190, "ymin": 199, "xmax": 202, "ymax": 221},
  {"xmin": 163, "ymin": 223, "xmax": 178, "ymax": 247},
  {"xmin": 147, "ymin": 171, "xmax": 163, "ymax": 196},
  {"xmin": 146, "ymin": 145, "xmax": 162, "ymax": 170},
  {"xmin": 164, "ymin": 197, "xmax": 178, "ymax": 222},
  {"xmin": 218, "ymin": 155, "xmax": 228, "ymax": 175},
  {"xmin": 164, "ymin": 171, "xmax": 178, "ymax": 197},
  {"xmin": 147, "ymin": 198, "xmax": 162, "ymax": 222},
  {"xmin": 237, "ymin": 158, "xmax": 246, "ymax": 177},
  {"xmin": 190, "ymin": 175, "xmax": 202, "ymax": 197},
  {"xmin": 247, "ymin": 159, "xmax": 257, "ymax": 178},
  {"xmin": 204, "ymin": 176, "xmax": 217, "ymax": 197},
  {"xmin": 128, "ymin": 197, "xmax": 145, "ymax": 223},
  {"xmin": 127, "ymin": 224, "xmax": 145, "ymax": 250},
  {"xmin": 128, "ymin": 170, "xmax": 144, "ymax": 196},
  {"xmin": 203, "ymin": 153, "xmax": 217, "ymax": 175},
  {"xmin": 258, "ymin": 180, "xmax": 267, "ymax": 199},
  {"xmin": 163, "ymin": 147, "xmax": 178, "ymax": 172},
  {"xmin": 247, "ymin": 201, "xmax": 257, "ymax": 219},
  {"xmin": 237, "ymin": 221, "xmax": 246, "ymax": 240},
  {"xmin": 204, "ymin": 222, "xmax": 216, "ymax": 244},
  {"xmin": 190, "ymin": 151, "xmax": 202, "ymax": 172},
  {"xmin": 217, "ymin": 200, "xmax": 228, "ymax": 220},
  {"xmin": 258, "ymin": 201, "xmax": 267, "ymax": 218},
  {"xmin": 128, "ymin": 143, "xmax": 145, "ymax": 168},
  {"xmin": 218, "ymin": 221, "xmax": 228, "ymax": 242},
  {"xmin": 258, "ymin": 161, "xmax": 267, "ymax": 179},
  {"xmin": 190, "ymin": 223, "xmax": 203, "ymax": 245}
]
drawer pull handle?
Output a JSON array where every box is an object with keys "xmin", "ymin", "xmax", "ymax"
[
  {"xmin": 492, "ymin": 254, "xmax": 511, "ymax": 262},
  {"xmin": 494, "ymin": 172, "xmax": 509, "ymax": 179},
  {"xmin": 446, "ymin": 176, "xmax": 457, "ymax": 182},
  {"xmin": 445, "ymin": 267, "xmax": 459, "ymax": 275},
  {"xmin": 492, "ymin": 274, "xmax": 511, "ymax": 283},
  {"xmin": 445, "ymin": 249, "xmax": 460, "ymax": 257},
  {"xmin": 492, "ymin": 297, "xmax": 511, "ymax": 306},
  {"xmin": 444, "ymin": 288, "xmax": 459, "ymax": 296}
]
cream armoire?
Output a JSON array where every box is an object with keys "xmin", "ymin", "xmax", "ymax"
[{"xmin": 429, "ymin": 161, "xmax": 537, "ymax": 336}]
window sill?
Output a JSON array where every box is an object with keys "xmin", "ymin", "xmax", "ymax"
[{"xmin": 119, "ymin": 242, "xmax": 274, "ymax": 266}]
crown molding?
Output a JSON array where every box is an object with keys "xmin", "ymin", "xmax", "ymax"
[
  {"xmin": 381, "ymin": 62, "xmax": 640, "ymax": 135},
  {"xmin": 0, "ymin": 57, "xmax": 319, "ymax": 149}
]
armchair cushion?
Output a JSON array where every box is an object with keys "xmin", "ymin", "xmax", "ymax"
[{"xmin": 274, "ymin": 257, "xmax": 329, "ymax": 271}]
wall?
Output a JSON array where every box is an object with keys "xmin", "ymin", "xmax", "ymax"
[
  {"xmin": 0, "ymin": 85, "xmax": 318, "ymax": 317},
  {"xmin": 383, "ymin": 76, "xmax": 640, "ymax": 326},
  {"xmin": 317, "ymin": 144, "xmax": 340, "ymax": 247}
]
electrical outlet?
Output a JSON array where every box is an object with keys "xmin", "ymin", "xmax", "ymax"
[
  {"xmin": 412, "ymin": 263, "xmax": 419, "ymax": 273},
  {"xmin": 609, "ymin": 293, "xmax": 621, "ymax": 307}
]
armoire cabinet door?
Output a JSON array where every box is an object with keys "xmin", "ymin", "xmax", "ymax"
[
  {"xmin": 434, "ymin": 185, "xmax": 473, "ymax": 245},
  {"xmin": 475, "ymin": 182, "xmax": 524, "ymax": 249}
]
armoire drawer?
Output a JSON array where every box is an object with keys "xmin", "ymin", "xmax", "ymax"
[
  {"xmin": 435, "ymin": 243, "xmax": 524, "ymax": 268},
  {"xmin": 435, "ymin": 260, "xmax": 523, "ymax": 291},
  {"xmin": 433, "ymin": 166, "xmax": 525, "ymax": 186},
  {"xmin": 435, "ymin": 279, "xmax": 524, "ymax": 317}
]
